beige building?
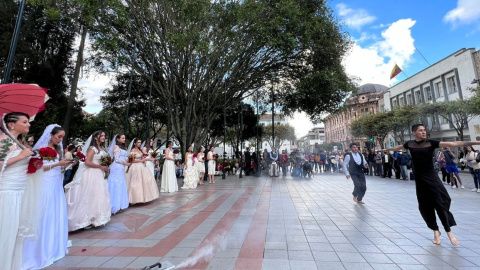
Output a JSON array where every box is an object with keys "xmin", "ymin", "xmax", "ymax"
[{"xmin": 324, "ymin": 84, "xmax": 388, "ymax": 150}]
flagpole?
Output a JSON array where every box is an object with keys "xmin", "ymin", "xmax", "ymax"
[
  {"xmin": 394, "ymin": 62, "xmax": 408, "ymax": 78},
  {"xmin": 414, "ymin": 46, "xmax": 431, "ymax": 66}
]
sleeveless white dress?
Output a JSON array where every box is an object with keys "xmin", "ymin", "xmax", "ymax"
[
  {"xmin": 182, "ymin": 153, "xmax": 198, "ymax": 189},
  {"xmin": 160, "ymin": 151, "xmax": 178, "ymax": 193},
  {"xmin": 125, "ymin": 151, "xmax": 159, "ymax": 204},
  {"xmin": 0, "ymin": 149, "xmax": 30, "ymax": 270},
  {"xmin": 145, "ymin": 150, "xmax": 155, "ymax": 177},
  {"xmin": 207, "ymin": 151, "xmax": 216, "ymax": 175},
  {"xmin": 65, "ymin": 147, "xmax": 111, "ymax": 231},
  {"xmin": 23, "ymin": 155, "xmax": 69, "ymax": 269},
  {"xmin": 107, "ymin": 147, "xmax": 129, "ymax": 213},
  {"xmin": 195, "ymin": 153, "xmax": 205, "ymax": 173}
]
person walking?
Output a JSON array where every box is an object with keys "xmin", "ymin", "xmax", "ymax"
[
  {"xmin": 368, "ymin": 149, "xmax": 376, "ymax": 176},
  {"xmin": 382, "ymin": 150, "xmax": 393, "ymax": 178},
  {"xmin": 465, "ymin": 146, "xmax": 480, "ymax": 192},
  {"xmin": 398, "ymin": 150, "xmax": 410, "ymax": 180},
  {"xmin": 342, "ymin": 143, "xmax": 369, "ymax": 204},
  {"xmin": 385, "ymin": 124, "xmax": 480, "ymax": 246},
  {"xmin": 437, "ymin": 152, "xmax": 450, "ymax": 185},
  {"xmin": 269, "ymin": 148, "xmax": 279, "ymax": 177},
  {"xmin": 443, "ymin": 147, "xmax": 464, "ymax": 189},
  {"xmin": 375, "ymin": 150, "xmax": 383, "ymax": 176},
  {"xmin": 280, "ymin": 150, "xmax": 288, "ymax": 176}
]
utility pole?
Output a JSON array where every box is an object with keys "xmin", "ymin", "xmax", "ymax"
[
  {"xmin": 222, "ymin": 82, "xmax": 227, "ymax": 179},
  {"xmin": 146, "ymin": 53, "xmax": 154, "ymax": 146},
  {"xmin": 2, "ymin": 0, "xmax": 27, "ymax": 84},
  {"xmin": 272, "ymin": 86, "xmax": 275, "ymax": 149}
]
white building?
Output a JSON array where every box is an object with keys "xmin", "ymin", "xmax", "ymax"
[
  {"xmin": 259, "ymin": 114, "xmax": 293, "ymax": 153},
  {"xmin": 384, "ymin": 48, "xmax": 480, "ymax": 145}
]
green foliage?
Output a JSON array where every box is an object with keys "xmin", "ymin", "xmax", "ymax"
[
  {"xmin": 261, "ymin": 123, "xmax": 296, "ymax": 149},
  {"xmin": 317, "ymin": 142, "xmax": 343, "ymax": 152}
]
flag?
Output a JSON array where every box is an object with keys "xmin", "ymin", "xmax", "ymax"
[{"xmin": 390, "ymin": 64, "xmax": 402, "ymax": 80}]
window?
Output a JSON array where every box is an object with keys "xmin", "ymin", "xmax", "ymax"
[
  {"xmin": 392, "ymin": 99, "xmax": 397, "ymax": 109},
  {"xmin": 447, "ymin": 76, "xmax": 457, "ymax": 94},
  {"xmin": 435, "ymin": 82, "xmax": 443, "ymax": 97},
  {"xmin": 425, "ymin": 86, "xmax": 432, "ymax": 101},
  {"xmin": 475, "ymin": 124, "xmax": 480, "ymax": 134},
  {"xmin": 440, "ymin": 116, "xmax": 448, "ymax": 124},
  {"xmin": 415, "ymin": 91, "xmax": 422, "ymax": 103},
  {"xmin": 406, "ymin": 94, "xmax": 412, "ymax": 104},
  {"xmin": 399, "ymin": 96, "xmax": 405, "ymax": 107}
]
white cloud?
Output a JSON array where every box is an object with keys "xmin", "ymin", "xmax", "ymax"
[
  {"xmin": 78, "ymin": 74, "xmax": 110, "ymax": 114},
  {"xmin": 288, "ymin": 112, "xmax": 314, "ymax": 138},
  {"xmin": 444, "ymin": 0, "xmax": 480, "ymax": 27},
  {"xmin": 336, "ymin": 3, "xmax": 376, "ymax": 30},
  {"xmin": 343, "ymin": 19, "xmax": 417, "ymax": 86}
]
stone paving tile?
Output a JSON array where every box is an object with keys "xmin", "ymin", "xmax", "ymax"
[{"xmin": 43, "ymin": 174, "xmax": 480, "ymax": 270}]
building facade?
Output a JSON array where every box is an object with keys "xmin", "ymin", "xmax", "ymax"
[
  {"xmin": 324, "ymin": 84, "xmax": 388, "ymax": 150},
  {"xmin": 384, "ymin": 48, "xmax": 480, "ymax": 145}
]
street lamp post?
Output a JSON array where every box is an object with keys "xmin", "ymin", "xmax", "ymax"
[
  {"xmin": 239, "ymin": 104, "xmax": 244, "ymax": 178},
  {"xmin": 222, "ymin": 82, "xmax": 227, "ymax": 180},
  {"xmin": 271, "ymin": 86, "xmax": 275, "ymax": 149},
  {"xmin": 167, "ymin": 62, "xmax": 173, "ymax": 142},
  {"xmin": 146, "ymin": 54, "xmax": 154, "ymax": 144},
  {"xmin": 2, "ymin": 0, "xmax": 27, "ymax": 84},
  {"xmin": 124, "ymin": 39, "xmax": 137, "ymax": 135}
]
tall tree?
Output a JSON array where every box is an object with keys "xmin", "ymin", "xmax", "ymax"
[
  {"xmin": 261, "ymin": 123, "xmax": 296, "ymax": 149},
  {"xmin": 91, "ymin": 0, "xmax": 354, "ymax": 158},
  {"xmin": 0, "ymin": 0, "xmax": 85, "ymax": 138}
]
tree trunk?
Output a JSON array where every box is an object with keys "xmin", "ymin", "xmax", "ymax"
[{"xmin": 63, "ymin": 25, "xmax": 87, "ymax": 146}]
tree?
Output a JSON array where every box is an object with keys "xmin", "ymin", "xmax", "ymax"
[
  {"xmin": 0, "ymin": 1, "xmax": 86, "ymax": 139},
  {"xmin": 350, "ymin": 112, "xmax": 393, "ymax": 149},
  {"xmin": 261, "ymin": 123, "xmax": 296, "ymax": 150},
  {"xmin": 424, "ymin": 100, "xmax": 476, "ymax": 142},
  {"xmin": 91, "ymin": 0, "xmax": 355, "ymax": 159}
]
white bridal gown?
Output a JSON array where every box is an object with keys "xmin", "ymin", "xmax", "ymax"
[
  {"xmin": 160, "ymin": 151, "xmax": 178, "ymax": 193},
  {"xmin": 145, "ymin": 149, "xmax": 155, "ymax": 177},
  {"xmin": 182, "ymin": 153, "xmax": 198, "ymax": 189},
  {"xmin": 24, "ymin": 155, "xmax": 69, "ymax": 269},
  {"xmin": 65, "ymin": 147, "xmax": 111, "ymax": 231},
  {"xmin": 107, "ymin": 147, "xmax": 129, "ymax": 213},
  {"xmin": 0, "ymin": 149, "xmax": 30, "ymax": 270}
]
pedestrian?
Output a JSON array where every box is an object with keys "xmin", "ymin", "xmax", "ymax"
[
  {"xmin": 368, "ymin": 149, "xmax": 376, "ymax": 176},
  {"xmin": 281, "ymin": 150, "xmax": 288, "ymax": 176},
  {"xmin": 385, "ymin": 123, "xmax": 480, "ymax": 246},
  {"xmin": 342, "ymin": 143, "xmax": 368, "ymax": 204},
  {"xmin": 269, "ymin": 147, "xmax": 279, "ymax": 177},
  {"xmin": 443, "ymin": 147, "xmax": 464, "ymax": 189},
  {"xmin": 207, "ymin": 146, "xmax": 216, "ymax": 184},
  {"xmin": 393, "ymin": 151, "xmax": 401, "ymax": 179},
  {"xmin": 244, "ymin": 147, "xmax": 251, "ymax": 176},
  {"xmin": 375, "ymin": 150, "xmax": 383, "ymax": 176},
  {"xmin": 175, "ymin": 160, "xmax": 184, "ymax": 178},
  {"xmin": 398, "ymin": 150, "xmax": 410, "ymax": 180},
  {"xmin": 63, "ymin": 144, "xmax": 76, "ymax": 186},
  {"xmin": 437, "ymin": 152, "xmax": 450, "ymax": 184},
  {"xmin": 382, "ymin": 150, "xmax": 393, "ymax": 178},
  {"xmin": 154, "ymin": 159, "xmax": 161, "ymax": 181},
  {"xmin": 320, "ymin": 151, "xmax": 326, "ymax": 172},
  {"xmin": 465, "ymin": 146, "xmax": 480, "ymax": 192}
]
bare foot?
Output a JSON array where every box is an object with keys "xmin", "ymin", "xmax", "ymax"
[
  {"xmin": 433, "ymin": 230, "xmax": 441, "ymax": 245},
  {"xmin": 447, "ymin": 231, "xmax": 459, "ymax": 246},
  {"xmin": 357, "ymin": 201, "xmax": 365, "ymax": 204},
  {"xmin": 353, "ymin": 196, "xmax": 358, "ymax": 203}
]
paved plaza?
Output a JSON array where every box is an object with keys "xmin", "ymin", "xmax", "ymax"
[{"xmin": 48, "ymin": 172, "xmax": 480, "ymax": 270}]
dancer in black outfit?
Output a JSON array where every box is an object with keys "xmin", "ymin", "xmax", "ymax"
[{"xmin": 386, "ymin": 124, "xmax": 480, "ymax": 246}]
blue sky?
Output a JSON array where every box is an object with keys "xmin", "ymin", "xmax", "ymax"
[{"xmin": 333, "ymin": 0, "xmax": 480, "ymax": 86}]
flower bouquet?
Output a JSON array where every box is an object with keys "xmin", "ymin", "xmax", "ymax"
[
  {"xmin": 39, "ymin": 147, "xmax": 57, "ymax": 161},
  {"xmin": 173, "ymin": 149, "xmax": 179, "ymax": 154},
  {"xmin": 75, "ymin": 151, "xmax": 86, "ymax": 162},
  {"xmin": 27, "ymin": 157, "xmax": 43, "ymax": 174},
  {"xmin": 213, "ymin": 154, "xmax": 218, "ymax": 160},
  {"xmin": 192, "ymin": 154, "xmax": 197, "ymax": 164},
  {"xmin": 126, "ymin": 153, "xmax": 136, "ymax": 173},
  {"xmin": 101, "ymin": 154, "xmax": 113, "ymax": 179},
  {"xmin": 151, "ymin": 152, "xmax": 158, "ymax": 158}
]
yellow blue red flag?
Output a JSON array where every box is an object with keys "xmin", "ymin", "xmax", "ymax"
[{"xmin": 390, "ymin": 64, "xmax": 402, "ymax": 80}]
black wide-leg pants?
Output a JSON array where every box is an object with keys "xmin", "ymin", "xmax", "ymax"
[{"xmin": 351, "ymin": 171, "xmax": 367, "ymax": 201}]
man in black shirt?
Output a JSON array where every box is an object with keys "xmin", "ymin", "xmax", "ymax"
[
  {"xmin": 385, "ymin": 123, "xmax": 480, "ymax": 246},
  {"xmin": 367, "ymin": 150, "xmax": 376, "ymax": 176}
]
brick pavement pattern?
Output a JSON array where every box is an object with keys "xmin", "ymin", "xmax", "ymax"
[{"xmin": 47, "ymin": 172, "xmax": 480, "ymax": 270}]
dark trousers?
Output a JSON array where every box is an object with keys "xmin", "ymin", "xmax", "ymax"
[
  {"xmin": 314, "ymin": 162, "xmax": 319, "ymax": 171},
  {"xmin": 394, "ymin": 163, "xmax": 401, "ymax": 179},
  {"xmin": 368, "ymin": 162, "xmax": 375, "ymax": 175},
  {"xmin": 351, "ymin": 171, "xmax": 367, "ymax": 201},
  {"xmin": 282, "ymin": 165, "xmax": 287, "ymax": 176},
  {"xmin": 63, "ymin": 169, "xmax": 73, "ymax": 186},
  {"xmin": 375, "ymin": 162, "xmax": 383, "ymax": 176},
  {"xmin": 383, "ymin": 163, "xmax": 392, "ymax": 178},
  {"xmin": 440, "ymin": 167, "xmax": 450, "ymax": 184}
]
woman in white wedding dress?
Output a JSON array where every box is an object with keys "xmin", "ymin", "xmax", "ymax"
[
  {"xmin": 107, "ymin": 134, "xmax": 130, "ymax": 214},
  {"xmin": 0, "ymin": 112, "xmax": 39, "ymax": 270},
  {"xmin": 195, "ymin": 147, "xmax": 205, "ymax": 186},
  {"xmin": 182, "ymin": 145, "xmax": 198, "ymax": 189},
  {"xmin": 125, "ymin": 139, "xmax": 159, "ymax": 204},
  {"xmin": 142, "ymin": 139, "xmax": 156, "ymax": 177},
  {"xmin": 160, "ymin": 141, "xmax": 178, "ymax": 193},
  {"xmin": 65, "ymin": 131, "xmax": 112, "ymax": 231},
  {"xmin": 23, "ymin": 125, "xmax": 72, "ymax": 270}
]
